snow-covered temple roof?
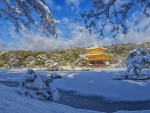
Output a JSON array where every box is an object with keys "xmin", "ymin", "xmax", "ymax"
[
  {"xmin": 85, "ymin": 53, "xmax": 110, "ymax": 56},
  {"xmin": 86, "ymin": 45, "xmax": 106, "ymax": 50}
]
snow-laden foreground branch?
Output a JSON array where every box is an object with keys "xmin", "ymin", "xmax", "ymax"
[{"xmin": 0, "ymin": 0, "xmax": 59, "ymax": 37}]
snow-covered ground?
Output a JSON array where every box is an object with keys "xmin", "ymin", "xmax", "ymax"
[
  {"xmin": 0, "ymin": 69, "xmax": 26, "ymax": 82},
  {"xmin": 51, "ymin": 68, "xmax": 150, "ymax": 101},
  {"xmin": 1, "ymin": 68, "xmax": 150, "ymax": 101},
  {"xmin": 0, "ymin": 68, "xmax": 150, "ymax": 113}
]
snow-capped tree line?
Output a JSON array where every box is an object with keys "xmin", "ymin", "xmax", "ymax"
[
  {"xmin": 105, "ymin": 42, "xmax": 150, "ymax": 66},
  {"xmin": 0, "ymin": 48, "xmax": 88, "ymax": 69},
  {"xmin": 0, "ymin": 42, "xmax": 150, "ymax": 69}
]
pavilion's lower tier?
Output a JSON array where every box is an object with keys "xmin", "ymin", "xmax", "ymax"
[{"xmin": 89, "ymin": 60, "xmax": 110, "ymax": 67}]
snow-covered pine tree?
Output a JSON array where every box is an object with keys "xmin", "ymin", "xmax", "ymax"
[
  {"xmin": 35, "ymin": 54, "xmax": 48, "ymax": 68},
  {"xmin": 16, "ymin": 69, "xmax": 60, "ymax": 101},
  {"xmin": 25, "ymin": 56, "xmax": 35, "ymax": 68},
  {"xmin": 125, "ymin": 47, "xmax": 150, "ymax": 79},
  {"xmin": 75, "ymin": 56, "xmax": 91, "ymax": 67},
  {"xmin": 53, "ymin": 54, "xmax": 64, "ymax": 67},
  {"xmin": 45, "ymin": 59, "xmax": 59, "ymax": 71},
  {"xmin": 3, "ymin": 64, "xmax": 10, "ymax": 69},
  {"xmin": 9, "ymin": 57, "xmax": 20, "ymax": 68}
]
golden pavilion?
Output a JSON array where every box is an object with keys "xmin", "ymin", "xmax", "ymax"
[{"xmin": 85, "ymin": 45, "xmax": 111, "ymax": 67}]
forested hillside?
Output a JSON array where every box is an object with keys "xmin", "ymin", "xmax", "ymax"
[{"xmin": 0, "ymin": 42, "xmax": 150, "ymax": 69}]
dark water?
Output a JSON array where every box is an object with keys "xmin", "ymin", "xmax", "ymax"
[
  {"xmin": 0, "ymin": 81, "xmax": 150, "ymax": 113},
  {"xmin": 58, "ymin": 89, "xmax": 150, "ymax": 113},
  {"xmin": 0, "ymin": 81, "xmax": 19, "ymax": 87}
]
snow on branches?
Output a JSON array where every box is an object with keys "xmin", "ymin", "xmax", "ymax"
[
  {"xmin": 0, "ymin": 0, "xmax": 59, "ymax": 37},
  {"xmin": 125, "ymin": 47, "xmax": 150, "ymax": 79},
  {"xmin": 81, "ymin": 0, "xmax": 150, "ymax": 38},
  {"xmin": 16, "ymin": 69, "xmax": 60, "ymax": 101},
  {"xmin": 74, "ymin": 56, "xmax": 91, "ymax": 67}
]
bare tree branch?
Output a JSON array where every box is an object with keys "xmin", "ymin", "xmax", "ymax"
[{"xmin": 81, "ymin": 0, "xmax": 149, "ymax": 38}]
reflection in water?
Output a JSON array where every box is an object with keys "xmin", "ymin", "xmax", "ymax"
[{"xmin": 0, "ymin": 81, "xmax": 150, "ymax": 112}]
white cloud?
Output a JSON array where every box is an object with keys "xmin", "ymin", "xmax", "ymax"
[
  {"xmin": 15, "ymin": 29, "xmax": 97, "ymax": 51},
  {"xmin": 61, "ymin": 17, "xmax": 69, "ymax": 24},
  {"xmin": 6, "ymin": 22, "xmax": 113, "ymax": 51},
  {"xmin": 0, "ymin": 40, "xmax": 11, "ymax": 51},
  {"xmin": 2, "ymin": 10, "xmax": 150, "ymax": 51},
  {"xmin": 45, "ymin": 0, "xmax": 61, "ymax": 11},
  {"xmin": 65, "ymin": 0, "xmax": 84, "ymax": 10},
  {"xmin": 116, "ymin": 11, "xmax": 150, "ymax": 44}
]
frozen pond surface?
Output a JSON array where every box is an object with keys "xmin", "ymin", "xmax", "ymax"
[
  {"xmin": 0, "ymin": 81, "xmax": 19, "ymax": 87},
  {"xmin": 0, "ymin": 81, "xmax": 150, "ymax": 113},
  {"xmin": 58, "ymin": 89, "xmax": 150, "ymax": 112}
]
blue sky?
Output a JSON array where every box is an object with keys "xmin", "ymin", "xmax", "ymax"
[{"xmin": 0, "ymin": 0, "xmax": 150, "ymax": 51}]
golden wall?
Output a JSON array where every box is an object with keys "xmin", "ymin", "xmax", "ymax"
[{"xmin": 86, "ymin": 54, "xmax": 110, "ymax": 61}]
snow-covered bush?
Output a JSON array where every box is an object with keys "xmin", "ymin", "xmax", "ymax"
[
  {"xmin": 16, "ymin": 69, "xmax": 60, "ymax": 101},
  {"xmin": 9, "ymin": 57, "xmax": 20, "ymax": 68},
  {"xmin": 125, "ymin": 47, "xmax": 150, "ymax": 79},
  {"xmin": 75, "ymin": 56, "xmax": 91, "ymax": 67},
  {"xmin": 3, "ymin": 64, "xmax": 10, "ymax": 69},
  {"xmin": 45, "ymin": 60, "xmax": 59, "ymax": 71},
  {"xmin": 25, "ymin": 56, "xmax": 35, "ymax": 68},
  {"xmin": 35, "ymin": 54, "xmax": 48, "ymax": 68}
]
